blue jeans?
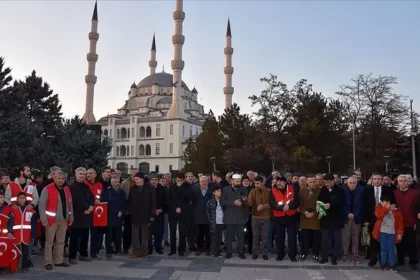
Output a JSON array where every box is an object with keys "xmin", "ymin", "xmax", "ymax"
[{"xmin": 380, "ymin": 232, "xmax": 396, "ymax": 266}]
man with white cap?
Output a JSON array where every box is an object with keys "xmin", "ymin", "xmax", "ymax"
[{"xmin": 221, "ymin": 174, "xmax": 249, "ymax": 259}]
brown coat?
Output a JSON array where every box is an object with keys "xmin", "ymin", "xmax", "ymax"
[
  {"xmin": 299, "ymin": 187, "xmax": 321, "ymax": 230},
  {"xmin": 247, "ymin": 187, "xmax": 271, "ymax": 219}
]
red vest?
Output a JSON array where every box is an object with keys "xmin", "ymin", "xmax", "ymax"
[
  {"xmin": 85, "ymin": 180, "xmax": 103, "ymax": 200},
  {"xmin": 11, "ymin": 207, "xmax": 35, "ymax": 245},
  {"xmin": 9, "ymin": 182, "xmax": 36, "ymax": 204},
  {"xmin": 0, "ymin": 205, "xmax": 11, "ymax": 236},
  {"xmin": 45, "ymin": 183, "xmax": 72, "ymax": 226},
  {"xmin": 272, "ymin": 185, "xmax": 297, "ymax": 217}
]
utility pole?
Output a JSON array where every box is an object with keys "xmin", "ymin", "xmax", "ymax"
[
  {"xmin": 352, "ymin": 124, "xmax": 356, "ymax": 170},
  {"xmin": 410, "ymin": 100, "xmax": 417, "ymax": 181}
]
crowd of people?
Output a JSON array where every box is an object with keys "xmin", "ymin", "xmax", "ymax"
[{"xmin": 0, "ymin": 165, "xmax": 420, "ymax": 274}]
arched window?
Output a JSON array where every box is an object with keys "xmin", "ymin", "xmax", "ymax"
[
  {"xmin": 139, "ymin": 162, "xmax": 150, "ymax": 173},
  {"xmin": 120, "ymin": 145, "xmax": 126, "ymax": 157},
  {"xmin": 126, "ymin": 145, "xmax": 129, "ymax": 156},
  {"xmin": 139, "ymin": 145, "xmax": 145, "ymax": 156},
  {"xmin": 127, "ymin": 129, "xmax": 130, "ymax": 138},
  {"xmin": 116, "ymin": 146, "xmax": 120, "ymax": 156},
  {"xmin": 146, "ymin": 126, "xmax": 152, "ymax": 137},
  {"xmin": 145, "ymin": 144, "xmax": 151, "ymax": 156},
  {"xmin": 104, "ymin": 129, "xmax": 108, "ymax": 136},
  {"xmin": 121, "ymin": 128, "xmax": 127, "ymax": 139},
  {"xmin": 139, "ymin": 126, "xmax": 145, "ymax": 137},
  {"xmin": 117, "ymin": 129, "xmax": 120, "ymax": 139},
  {"xmin": 131, "ymin": 145, "xmax": 134, "ymax": 156},
  {"xmin": 116, "ymin": 162, "xmax": 128, "ymax": 177}
]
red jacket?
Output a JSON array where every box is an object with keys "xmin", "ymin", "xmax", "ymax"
[
  {"xmin": 373, "ymin": 205, "xmax": 404, "ymax": 244},
  {"xmin": 11, "ymin": 207, "xmax": 35, "ymax": 245},
  {"xmin": 44, "ymin": 183, "xmax": 72, "ymax": 226},
  {"xmin": 0, "ymin": 205, "xmax": 11, "ymax": 236},
  {"xmin": 84, "ymin": 180, "xmax": 103, "ymax": 200},
  {"xmin": 8, "ymin": 182, "xmax": 36, "ymax": 204}
]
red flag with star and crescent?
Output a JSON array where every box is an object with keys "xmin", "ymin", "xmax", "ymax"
[
  {"xmin": 0, "ymin": 236, "xmax": 21, "ymax": 273},
  {"xmin": 93, "ymin": 202, "xmax": 108, "ymax": 227}
]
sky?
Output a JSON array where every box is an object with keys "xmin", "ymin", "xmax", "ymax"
[{"xmin": 1, "ymin": 0, "xmax": 419, "ymax": 120}]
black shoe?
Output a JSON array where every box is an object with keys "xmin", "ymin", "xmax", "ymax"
[
  {"xmin": 262, "ymin": 255, "xmax": 268, "ymax": 260},
  {"xmin": 79, "ymin": 256, "xmax": 92, "ymax": 262},
  {"xmin": 239, "ymin": 253, "xmax": 246, "ymax": 259},
  {"xmin": 225, "ymin": 253, "xmax": 232, "ymax": 259},
  {"xmin": 164, "ymin": 241, "xmax": 170, "ymax": 247},
  {"xmin": 168, "ymin": 251, "xmax": 176, "ymax": 256},
  {"xmin": 379, "ymin": 265, "xmax": 386, "ymax": 270},
  {"xmin": 69, "ymin": 259, "xmax": 77, "ymax": 265},
  {"xmin": 189, "ymin": 246, "xmax": 196, "ymax": 252},
  {"xmin": 45, "ymin": 264, "xmax": 53, "ymax": 270},
  {"xmin": 20, "ymin": 268, "xmax": 29, "ymax": 273},
  {"xmin": 55, "ymin": 262, "xmax": 71, "ymax": 267},
  {"xmin": 148, "ymin": 251, "xmax": 153, "ymax": 255},
  {"xmin": 290, "ymin": 258, "xmax": 297, "ymax": 262},
  {"xmin": 252, "ymin": 255, "xmax": 258, "ymax": 260},
  {"xmin": 368, "ymin": 260, "xmax": 376, "ymax": 267},
  {"xmin": 178, "ymin": 252, "xmax": 184, "ymax": 257},
  {"xmin": 410, "ymin": 264, "xmax": 417, "ymax": 271},
  {"xmin": 31, "ymin": 250, "xmax": 36, "ymax": 256},
  {"xmin": 313, "ymin": 256, "xmax": 319, "ymax": 262},
  {"xmin": 390, "ymin": 265, "xmax": 399, "ymax": 272},
  {"xmin": 156, "ymin": 250, "xmax": 164, "ymax": 255},
  {"xmin": 195, "ymin": 251, "xmax": 201, "ymax": 256},
  {"xmin": 213, "ymin": 254, "xmax": 219, "ymax": 259},
  {"xmin": 331, "ymin": 259, "xmax": 337, "ymax": 265},
  {"xmin": 106, "ymin": 254, "xmax": 113, "ymax": 259},
  {"xmin": 299, "ymin": 254, "xmax": 307, "ymax": 261},
  {"xmin": 319, "ymin": 258, "xmax": 328, "ymax": 264},
  {"xmin": 28, "ymin": 260, "xmax": 34, "ymax": 267},
  {"xmin": 276, "ymin": 256, "xmax": 284, "ymax": 261}
]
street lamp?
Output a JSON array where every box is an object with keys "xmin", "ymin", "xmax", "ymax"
[
  {"xmin": 270, "ymin": 155, "xmax": 276, "ymax": 172},
  {"xmin": 326, "ymin": 156, "xmax": 332, "ymax": 173},
  {"xmin": 210, "ymin": 157, "xmax": 216, "ymax": 171},
  {"xmin": 410, "ymin": 100, "xmax": 418, "ymax": 181},
  {"xmin": 384, "ymin": 156, "xmax": 390, "ymax": 174}
]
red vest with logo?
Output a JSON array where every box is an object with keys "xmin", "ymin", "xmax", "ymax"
[
  {"xmin": 0, "ymin": 205, "xmax": 11, "ymax": 236},
  {"xmin": 272, "ymin": 185, "xmax": 297, "ymax": 217},
  {"xmin": 9, "ymin": 182, "xmax": 36, "ymax": 204},
  {"xmin": 85, "ymin": 180, "xmax": 103, "ymax": 200},
  {"xmin": 11, "ymin": 207, "xmax": 35, "ymax": 245},
  {"xmin": 45, "ymin": 183, "xmax": 72, "ymax": 226}
]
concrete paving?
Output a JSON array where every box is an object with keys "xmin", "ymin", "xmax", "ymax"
[{"xmin": 2, "ymin": 249, "xmax": 419, "ymax": 280}]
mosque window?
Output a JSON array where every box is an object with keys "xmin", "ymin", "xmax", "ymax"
[
  {"xmin": 169, "ymin": 124, "xmax": 173, "ymax": 135},
  {"xmin": 169, "ymin": 143, "xmax": 173, "ymax": 154}
]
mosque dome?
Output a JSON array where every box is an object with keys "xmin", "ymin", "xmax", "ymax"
[{"xmin": 137, "ymin": 72, "xmax": 189, "ymax": 90}]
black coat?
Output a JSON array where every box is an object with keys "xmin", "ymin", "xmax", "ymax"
[
  {"xmin": 363, "ymin": 185, "xmax": 394, "ymax": 224},
  {"xmin": 128, "ymin": 184, "xmax": 156, "ymax": 225},
  {"xmin": 151, "ymin": 184, "xmax": 167, "ymax": 233},
  {"xmin": 69, "ymin": 181, "xmax": 94, "ymax": 228},
  {"xmin": 318, "ymin": 185, "xmax": 345, "ymax": 230},
  {"xmin": 100, "ymin": 187, "xmax": 126, "ymax": 227},
  {"xmin": 193, "ymin": 187, "xmax": 213, "ymax": 225},
  {"xmin": 167, "ymin": 183, "xmax": 194, "ymax": 218}
]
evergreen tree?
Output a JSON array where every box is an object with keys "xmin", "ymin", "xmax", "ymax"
[
  {"xmin": 218, "ymin": 103, "xmax": 252, "ymax": 149},
  {"xmin": 183, "ymin": 116, "xmax": 225, "ymax": 174}
]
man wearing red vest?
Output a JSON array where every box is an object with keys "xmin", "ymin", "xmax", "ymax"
[
  {"xmin": 5, "ymin": 165, "xmax": 39, "ymax": 209},
  {"xmin": 7, "ymin": 192, "xmax": 37, "ymax": 272},
  {"xmin": 0, "ymin": 191, "xmax": 11, "ymax": 237},
  {"xmin": 38, "ymin": 171, "xmax": 73, "ymax": 270},
  {"xmin": 269, "ymin": 176, "xmax": 299, "ymax": 262}
]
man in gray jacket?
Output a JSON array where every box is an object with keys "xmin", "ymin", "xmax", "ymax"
[{"xmin": 221, "ymin": 174, "xmax": 249, "ymax": 259}]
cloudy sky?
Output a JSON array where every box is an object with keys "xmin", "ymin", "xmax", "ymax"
[{"xmin": 1, "ymin": 1, "xmax": 419, "ymax": 119}]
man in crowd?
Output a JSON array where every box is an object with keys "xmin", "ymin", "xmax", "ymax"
[
  {"xmin": 128, "ymin": 172, "xmax": 155, "ymax": 258},
  {"xmin": 148, "ymin": 172, "xmax": 166, "ymax": 255},
  {"xmin": 39, "ymin": 170, "xmax": 73, "ymax": 270},
  {"xmin": 318, "ymin": 173, "xmax": 345, "ymax": 265},
  {"xmin": 121, "ymin": 168, "xmax": 137, "ymax": 253},
  {"xmin": 6, "ymin": 165, "xmax": 39, "ymax": 207},
  {"xmin": 193, "ymin": 175, "xmax": 212, "ymax": 256},
  {"xmin": 68, "ymin": 167, "xmax": 94, "ymax": 264},
  {"xmin": 394, "ymin": 175, "xmax": 419, "ymax": 270},
  {"xmin": 315, "ymin": 173, "xmax": 324, "ymax": 189},
  {"xmin": 222, "ymin": 174, "xmax": 249, "ymax": 259},
  {"xmin": 185, "ymin": 172, "xmax": 198, "ymax": 251},
  {"xmin": 160, "ymin": 173, "xmax": 171, "ymax": 247},
  {"xmin": 342, "ymin": 176, "xmax": 364, "ymax": 263}
]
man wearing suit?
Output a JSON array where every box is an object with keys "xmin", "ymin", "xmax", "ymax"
[{"xmin": 362, "ymin": 173, "xmax": 394, "ymax": 267}]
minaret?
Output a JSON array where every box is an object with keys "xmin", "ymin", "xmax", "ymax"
[
  {"xmin": 82, "ymin": 1, "xmax": 99, "ymax": 124},
  {"xmin": 223, "ymin": 18, "xmax": 234, "ymax": 109},
  {"xmin": 166, "ymin": 0, "xmax": 186, "ymax": 119},
  {"xmin": 149, "ymin": 33, "xmax": 157, "ymax": 75}
]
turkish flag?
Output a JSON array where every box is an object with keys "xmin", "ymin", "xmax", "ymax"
[
  {"xmin": 0, "ymin": 237, "xmax": 21, "ymax": 274},
  {"xmin": 93, "ymin": 202, "xmax": 108, "ymax": 227}
]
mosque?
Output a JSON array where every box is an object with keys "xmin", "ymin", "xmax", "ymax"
[{"xmin": 81, "ymin": 0, "xmax": 234, "ymax": 176}]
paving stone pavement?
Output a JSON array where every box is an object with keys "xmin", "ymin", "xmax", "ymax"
[{"xmin": 2, "ymin": 250, "xmax": 420, "ymax": 280}]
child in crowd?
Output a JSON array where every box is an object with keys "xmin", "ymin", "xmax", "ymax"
[
  {"xmin": 206, "ymin": 185, "xmax": 223, "ymax": 259},
  {"xmin": 373, "ymin": 195, "xmax": 404, "ymax": 272},
  {"xmin": 8, "ymin": 192, "xmax": 37, "ymax": 272}
]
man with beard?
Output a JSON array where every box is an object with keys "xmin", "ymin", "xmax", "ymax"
[
  {"xmin": 185, "ymin": 172, "xmax": 198, "ymax": 251},
  {"xmin": 393, "ymin": 175, "xmax": 419, "ymax": 270},
  {"xmin": 269, "ymin": 176, "xmax": 299, "ymax": 262},
  {"xmin": 193, "ymin": 175, "xmax": 212, "ymax": 256},
  {"xmin": 148, "ymin": 172, "xmax": 166, "ymax": 255},
  {"xmin": 221, "ymin": 174, "xmax": 249, "ymax": 259},
  {"xmin": 128, "ymin": 172, "xmax": 155, "ymax": 258},
  {"xmin": 121, "ymin": 169, "xmax": 138, "ymax": 253},
  {"xmin": 318, "ymin": 174, "xmax": 345, "ymax": 265},
  {"xmin": 6, "ymin": 165, "xmax": 39, "ymax": 208},
  {"xmin": 167, "ymin": 173, "xmax": 194, "ymax": 256}
]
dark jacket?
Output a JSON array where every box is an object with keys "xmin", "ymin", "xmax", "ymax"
[
  {"xmin": 363, "ymin": 185, "xmax": 394, "ymax": 224},
  {"xmin": 166, "ymin": 183, "xmax": 194, "ymax": 218},
  {"xmin": 128, "ymin": 183, "xmax": 156, "ymax": 224},
  {"xmin": 343, "ymin": 185, "xmax": 364, "ymax": 225},
  {"xmin": 100, "ymin": 186, "xmax": 126, "ymax": 227},
  {"xmin": 318, "ymin": 185, "xmax": 345, "ymax": 229},
  {"xmin": 193, "ymin": 186, "xmax": 213, "ymax": 225},
  {"xmin": 151, "ymin": 184, "xmax": 167, "ymax": 233},
  {"xmin": 221, "ymin": 185, "xmax": 248, "ymax": 225},
  {"xmin": 206, "ymin": 197, "xmax": 219, "ymax": 233},
  {"xmin": 69, "ymin": 181, "xmax": 94, "ymax": 228}
]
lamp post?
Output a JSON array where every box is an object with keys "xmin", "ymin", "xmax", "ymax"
[
  {"xmin": 326, "ymin": 156, "xmax": 332, "ymax": 173},
  {"xmin": 270, "ymin": 155, "xmax": 276, "ymax": 172},
  {"xmin": 410, "ymin": 100, "xmax": 418, "ymax": 181},
  {"xmin": 352, "ymin": 124, "xmax": 356, "ymax": 170},
  {"xmin": 384, "ymin": 156, "xmax": 390, "ymax": 174},
  {"xmin": 210, "ymin": 157, "xmax": 216, "ymax": 172}
]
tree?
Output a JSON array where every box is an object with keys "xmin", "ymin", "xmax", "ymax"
[
  {"xmin": 183, "ymin": 116, "xmax": 225, "ymax": 174},
  {"xmin": 336, "ymin": 74, "xmax": 409, "ymax": 174},
  {"xmin": 218, "ymin": 103, "xmax": 251, "ymax": 149},
  {"xmin": 223, "ymin": 144, "xmax": 264, "ymax": 172}
]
